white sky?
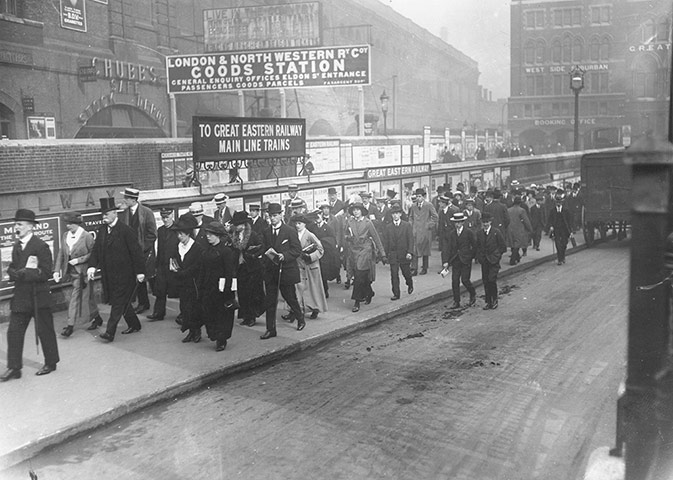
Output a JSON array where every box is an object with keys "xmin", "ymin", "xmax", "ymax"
[{"xmin": 379, "ymin": 0, "xmax": 512, "ymax": 99}]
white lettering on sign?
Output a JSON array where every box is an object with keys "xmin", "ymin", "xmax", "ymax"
[
  {"xmin": 629, "ymin": 44, "xmax": 672, "ymax": 52},
  {"xmin": 525, "ymin": 67, "xmax": 545, "ymax": 74},
  {"xmin": 534, "ymin": 118, "xmax": 598, "ymax": 127}
]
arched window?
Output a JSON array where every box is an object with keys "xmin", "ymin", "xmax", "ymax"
[
  {"xmin": 658, "ymin": 16, "xmax": 671, "ymax": 41},
  {"xmin": 590, "ymin": 37, "xmax": 600, "ymax": 61},
  {"xmin": 525, "ymin": 40, "xmax": 535, "ymax": 64},
  {"xmin": 562, "ymin": 36, "xmax": 572, "ymax": 63},
  {"xmin": 572, "ymin": 37, "xmax": 583, "ymax": 62},
  {"xmin": 642, "ymin": 18, "xmax": 656, "ymax": 42},
  {"xmin": 632, "ymin": 55, "xmax": 659, "ymax": 98},
  {"xmin": 600, "ymin": 37, "xmax": 611, "ymax": 61},
  {"xmin": 536, "ymin": 39, "xmax": 546, "ymax": 63},
  {"xmin": 551, "ymin": 39, "xmax": 562, "ymax": 63},
  {"xmin": 0, "ymin": 103, "xmax": 15, "ymax": 138}
]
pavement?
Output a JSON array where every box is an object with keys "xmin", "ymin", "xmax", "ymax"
[{"xmin": 0, "ymin": 232, "xmax": 593, "ymax": 471}]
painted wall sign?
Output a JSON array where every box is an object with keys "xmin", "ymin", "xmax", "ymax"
[{"xmin": 60, "ymin": 0, "xmax": 86, "ymax": 33}]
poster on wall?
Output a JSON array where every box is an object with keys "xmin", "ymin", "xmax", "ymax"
[
  {"xmin": 1, "ymin": 217, "xmax": 61, "ymax": 294},
  {"xmin": 311, "ymin": 187, "xmax": 329, "ymax": 210},
  {"xmin": 352, "ymin": 145, "xmax": 401, "ymax": 169},
  {"xmin": 469, "ymin": 171, "xmax": 484, "ymax": 190},
  {"xmin": 60, "ymin": 0, "xmax": 87, "ymax": 32},
  {"xmin": 344, "ymin": 183, "xmax": 367, "ymax": 202},
  {"xmin": 401, "ymin": 145, "xmax": 412, "ymax": 165},
  {"xmin": 500, "ymin": 168, "xmax": 511, "ymax": 188},
  {"xmin": 483, "ymin": 171, "xmax": 495, "ymax": 190},
  {"xmin": 263, "ymin": 193, "xmax": 281, "ymax": 206},
  {"xmin": 306, "ymin": 140, "xmax": 341, "ymax": 173},
  {"xmin": 26, "ymin": 116, "xmax": 56, "ymax": 139}
]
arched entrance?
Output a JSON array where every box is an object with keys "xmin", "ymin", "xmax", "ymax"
[
  {"xmin": 75, "ymin": 104, "xmax": 166, "ymax": 138},
  {"xmin": 0, "ymin": 103, "xmax": 15, "ymax": 139}
]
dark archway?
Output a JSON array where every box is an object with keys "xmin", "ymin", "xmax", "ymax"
[
  {"xmin": 308, "ymin": 118, "xmax": 337, "ymax": 136},
  {"xmin": 75, "ymin": 104, "xmax": 166, "ymax": 138}
]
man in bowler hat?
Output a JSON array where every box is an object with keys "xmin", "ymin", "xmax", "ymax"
[
  {"xmin": 382, "ymin": 204, "xmax": 414, "ymax": 301},
  {"xmin": 2, "ymin": 209, "xmax": 59, "ymax": 381},
  {"xmin": 476, "ymin": 212, "xmax": 507, "ymax": 310},
  {"xmin": 260, "ymin": 202, "xmax": 304, "ymax": 339},
  {"xmin": 87, "ymin": 198, "xmax": 146, "ymax": 341},
  {"xmin": 442, "ymin": 212, "xmax": 477, "ymax": 309}
]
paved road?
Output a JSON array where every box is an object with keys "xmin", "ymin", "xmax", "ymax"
[{"xmin": 3, "ymin": 241, "xmax": 628, "ymax": 480}]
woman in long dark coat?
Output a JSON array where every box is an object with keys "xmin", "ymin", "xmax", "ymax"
[
  {"xmin": 170, "ymin": 213, "xmax": 203, "ymax": 343},
  {"xmin": 197, "ymin": 221, "xmax": 237, "ymax": 351},
  {"xmin": 230, "ymin": 211, "xmax": 265, "ymax": 327},
  {"xmin": 312, "ymin": 209, "xmax": 341, "ymax": 298}
]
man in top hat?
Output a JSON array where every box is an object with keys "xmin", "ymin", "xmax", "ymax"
[
  {"xmin": 119, "ymin": 187, "xmax": 157, "ymax": 314},
  {"xmin": 249, "ymin": 204, "xmax": 267, "ymax": 237},
  {"xmin": 1, "ymin": 209, "xmax": 59, "ymax": 381},
  {"xmin": 475, "ymin": 212, "xmax": 507, "ymax": 310},
  {"xmin": 385, "ymin": 189, "xmax": 398, "ymax": 203},
  {"xmin": 442, "ymin": 212, "xmax": 477, "ymax": 309},
  {"xmin": 546, "ymin": 192, "xmax": 574, "ymax": 265},
  {"xmin": 261, "ymin": 202, "xmax": 304, "ymax": 339},
  {"xmin": 147, "ymin": 207, "xmax": 179, "ymax": 321},
  {"xmin": 407, "ymin": 188, "xmax": 438, "ymax": 275},
  {"xmin": 189, "ymin": 202, "xmax": 216, "ymax": 248},
  {"xmin": 382, "ymin": 204, "xmax": 414, "ymax": 301},
  {"xmin": 53, "ymin": 211, "xmax": 103, "ymax": 337},
  {"xmin": 327, "ymin": 187, "xmax": 345, "ymax": 215},
  {"xmin": 87, "ymin": 198, "xmax": 146, "ymax": 342},
  {"xmin": 213, "ymin": 193, "xmax": 233, "ymax": 226}
]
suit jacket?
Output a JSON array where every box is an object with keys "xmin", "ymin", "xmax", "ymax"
[
  {"xmin": 547, "ymin": 206, "xmax": 572, "ymax": 239},
  {"xmin": 250, "ymin": 216, "xmax": 267, "ymax": 237},
  {"xmin": 529, "ymin": 204, "xmax": 545, "ymax": 230},
  {"xmin": 262, "ymin": 222, "xmax": 301, "ymax": 285},
  {"xmin": 89, "ymin": 221, "xmax": 145, "ymax": 305},
  {"xmin": 8, "ymin": 235, "xmax": 53, "ymax": 312},
  {"xmin": 483, "ymin": 200, "xmax": 510, "ymax": 232},
  {"xmin": 476, "ymin": 227, "xmax": 507, "ymax": 265},
  {"xmin": 329, "ymin": 199, "xmax": 346, "ymax": 215},
  {"xmin": 442, "ymin": 227, "xmax": 476, "ymax": 266},
  {"xmin": 383, "ymin": 220, "xmax": 414, "ymax": 264},
  {"xmin": 193, "ymin": 215, "xmax": 216, "ymax": 249},
  {"xmin": 119, "ymin": 202, "xmax": 157, "ymax": 276},
  {"xmin": 214, "ymin": 206, "xmax": 233, "ymax": 225},
  {"xmin": 54, "ymin": 227, "xmax": 95, "ymax": 277}
]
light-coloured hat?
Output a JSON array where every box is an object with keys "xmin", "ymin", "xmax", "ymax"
[
  {"xmin": 450, "ymin": 212, "xmax": 467, "ymax": 222},
  {"xmin": 121, "ymin": 187, "xmax": 140, "ymax": 199},
  {"xmin": 188, "ymin": 202, "xmax": 204, "ymax": 215},
  {"xmin": 213, "ymin": 193, "xmax": 228, "ymax": 205}
]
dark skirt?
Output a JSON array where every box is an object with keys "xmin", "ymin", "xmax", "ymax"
[
  {"xmin": 202, "ymin": 290, "xmax": 235, "ymax": 341},
  {"xmin": 236, "ymin": 267, "xmax": 266, "ymax": 320},
  {"xmin": 351, "ymin": 269, "xmax": 374, "ymax": 302}
]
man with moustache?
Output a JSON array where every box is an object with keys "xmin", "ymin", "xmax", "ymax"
[
  {"xmin": 87, "ymin": 198, "xmax": 146, "ymax": 342},
  {"xmin": 1, "ymin": 209, "xmax": 59, "ymax": 381}
]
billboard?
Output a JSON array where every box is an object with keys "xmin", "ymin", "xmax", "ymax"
[
  {"xmin": 166, "ymin": 45, "xmax": 370, "ymax": 94},
  {"xmin": 60, "ymin": 0, "xmax": 86, "ymax": 32},
  {"xmin": 203, "ymin": 2, "xmax": 321, "ymax": 53},
  {"xmin": 193, "ymin": 116, "xmax": 306, "ymax": 165}
]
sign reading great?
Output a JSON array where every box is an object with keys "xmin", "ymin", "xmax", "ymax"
[
  {"xmin": 166, "ymin": 45, "xmax": 370, "ymax": 94},
  {"xmin": 193, "ymin": 117, "xmax": 306, "ymax": 165}
]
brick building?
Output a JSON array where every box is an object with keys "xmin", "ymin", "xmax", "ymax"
[
  {"xmin": 0, "ymin": 0, "xmax": 500, "ymax": 141},
  {"xmin": 509, "ymin": 0, "xmax": 671, "ymax": 153}
]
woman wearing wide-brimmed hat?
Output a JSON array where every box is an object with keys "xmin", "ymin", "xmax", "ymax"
[
  {"xmin": 230, "ymin": 210, "xmax": 265, "ymax": 327},
  {"xmin": 344, "ymin": 202, "xmax": 387, "ymax": 312},
  {"xmin": 197, "ymin": 221, "xmax": 237, "ymax": 351},
  {"xmin": 170, "ymin": 213, "xmax": 203, "ymax": 344}
]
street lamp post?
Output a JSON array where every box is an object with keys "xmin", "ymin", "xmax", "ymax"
[
  {"xmin": 569, "ymin": 65, "xmax": 585, "ymax": 151},
  {"xmin": 380, "ymin": 90, "xmax": 389, "ymax": 135}
]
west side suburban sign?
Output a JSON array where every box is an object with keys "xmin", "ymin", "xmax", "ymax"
[
  {"xmin": 166, "ymin": 45, "xmax": 370, "ymax": 94},
  {"xmin": 192, "ymin": 116, "xmax": 306, "ymax": 164}
]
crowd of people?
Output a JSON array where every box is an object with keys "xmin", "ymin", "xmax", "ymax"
[{"xmin": 1, "ymin": 181, "xmax": 584, "ymax": 382}]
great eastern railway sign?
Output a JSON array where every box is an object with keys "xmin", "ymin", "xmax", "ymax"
[{"xmin": 192, "ymin": 116, "xmax": 306, "ymax": 172}]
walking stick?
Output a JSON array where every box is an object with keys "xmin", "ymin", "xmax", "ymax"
[
  {"xmin": 122, "ymin": 281, "xmax": 140, "ymax": 318},
  {"xmin": 275, "ymin": 262, "xmax": 283, "ymax": 311},
  {"xmin": 32, "ymin": 284, "xmax": 40, "ymax": 355}
]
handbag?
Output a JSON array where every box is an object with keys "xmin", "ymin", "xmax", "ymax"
[{"xmin": 570, "ymin": 235, "xmax": 577, "ymax": 248}]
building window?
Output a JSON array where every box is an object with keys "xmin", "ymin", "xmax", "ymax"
[
  {"xmin": 552, "ymin": 103, "xmax": 560, "ymax": 116},
  {"xmin": 0, "ymin": 103, "xmax": 15, "ymax": 138},
  {"xmin": 554, "ymin": 10, "xmax": 562, "ymax": 27},
  {"xmin": 533, "ymin": 104, "xmax": 542, "ymax": 117},
  {"xmin": 0, "ymin": 0, "xmax": 18, "ymax": 15},
  {"xmin": 552, "ymin": 39, "xmax": 562, "ymax": 62},
  {"xmin": 591, "ymin": 6, "xmax": 611, "ymax": 25},
  {"xmin": 632, "ymin": 55, "xmax": 659, "ymax": 98},
  {"xmin": 526, "ymin": 76, "xmax": 535, "ymax": 95},
  {"xmin": 525, "ymin": 10, "xmax": 544, "ymax": 29},
  {"xmin": 642, "ymin": 18, "xmax": 656, "ymax": 42},
  {"xmin": 599, "ymin": 102, "xmax": 608, "ymax": 116},
  {"xmin": 535, "ymin": 75, "xmax": 544, "ymax": 95},
  {"xmin": 573, "ymin": 8, "xmax": 582, "ymax": 26},
  {"xmin": 658, "ymin": 17, "xmax": 671, "ymax": 41},
  {"xmin": 590, "ymin": 37, "xmax": 600, "ymax": 61},
  {"xmin": 536, "ymin": 40, "xmax": 546, "ymax": 63},
  {"xmin": 525, "ymin": 41, "xmax": 535, "ymax": 64},
  {"xmin": 562, "ymin": 37, "xmax": 572, "ymax": 62},
  {"xmin": 553, "ymin": 75, "xmax": 563, "ymax": 95},
  {"xmin": 600, "ymin": 37, "xmax": 610, "ymax": 60},
  {"xmin": 561, "ymin": 103, "xmax": 570, "ymax": 116},
  {"xmin": 524, "ymin": 104, "xmax": 532, "ymax": 118},
  {"xmin": 572, "ymin": 37, "xmax": 583, "ymax": 62}
]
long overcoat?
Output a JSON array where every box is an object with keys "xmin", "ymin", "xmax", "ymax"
[
  {"xmin": 296, "ymin": 228, "xmax": 328, "ymax": 313},
  {"xmin": 231, "ymin": 223, "xmax": 266, "ymax": 320},
  {"xmin": 119, "ymin": 203, "xmax": 157, "ymax": 277},
  {"xmin": 89, "ymin": 221, "xmax": 145, "ymax": 306},
  {"xmin": 8, "ymin": 236, "xmax": 53, "ymax": 312},
  {"xmin": 345, "ymin": 217, "xmax": 385, "ymax": 281},
  {"xmin": 408, "ymin": 200, "xmax": 438, "ymax": 256},
  {"xmin": 172, "ymin": 240, "xmax": 203, "ymax": 332},
  {"xmin": 313, "ymin": 220, "xmax": 341, "ymax": 281},
  {"xmin": 506, "ymin": 204, "xmax": 532, "ymax": 248},
  {"xmin": 262, "ymin": 222, "xmax": 301, "ymax": 286}
]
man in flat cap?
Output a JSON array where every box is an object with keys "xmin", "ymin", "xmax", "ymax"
[
  {"xmin": 2, "ymin": 209, "xmax": 59, "ymax": 381},
  {"xmin": 53, "ymin": 211, "xmax": 102, "ymax": 336},
  {"xmin": 87, "ymin": 198, "xmax": 146, "ymax": 341},
  {"xmin": 119, "ymin": 187, "xmax": 156, "ymax": 314},
  {"xmin": 213, "ymin": 193, "xmax": 233, "ymax": 227}
]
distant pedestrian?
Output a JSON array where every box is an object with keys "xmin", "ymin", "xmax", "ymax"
[
  {"xmin": 382, "ymin": 204, "xmax": 414, "ymax": 301},
  {"xmin": 442, "ymin": 212, "xmax": 477, "ymax": 309},
  {"xmin": 197, "ymin": 221, "xmax": 237, "ymax": 351},
  {"xmin": 230, "ymin": 210, "xmax": 265, "ymax": 327},
  {"xmin": 476, "ymin": 212, "xmax": 507, "ymax": 310},
  {"xmin": 528, "ymin": 196, "xmax": 545, "ymax": 251},
  {"xmin": 313, "ymin": 210, "xmax": 341, "ymax": 297},
  {"xmin": 170, "ymin": 214, "xmax": 203, "ymax": 344},
  {"xmin": 53, "ymin": 211, "xmax": 102, "ymax": 337},
  {"xmin": 87, "ymin": 198, "xmax": 146, "ymax": 342},
  {"xmin": 261, "ymin": 203, "xmax": 304, "ymax": 339},
  {"xmin": 547, "ymin": 192, "xmax": 573, "ymax": 265},
  {"xmin": 213, "ymin": 193, "xmax": 233, "ymax": 227},
  {"xmin": 249, "ymin": 204, "xmax": 267, "ymax": 237},
  {"xmin": 506, "ymin": 196, "xmax": 532, "ymax": 265},
  {"xmin": 1, "ymin": 209, "xmax": 59, "ymax": 381},
  {"xmin": 189, "ymin": 202, "xmax": 216, "ymax": 249},
  {"xmin": 408, "ymin": 188, "xmax": 438, "ymax": 275},
  {"xmin": 118, "ymin": 187, "xmax": 156, "ymax": 315}
]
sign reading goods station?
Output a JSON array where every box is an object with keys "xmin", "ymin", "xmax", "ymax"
[{"xmin": 166, "ymin": 45, "xmax": 370, "ymax": 94}]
